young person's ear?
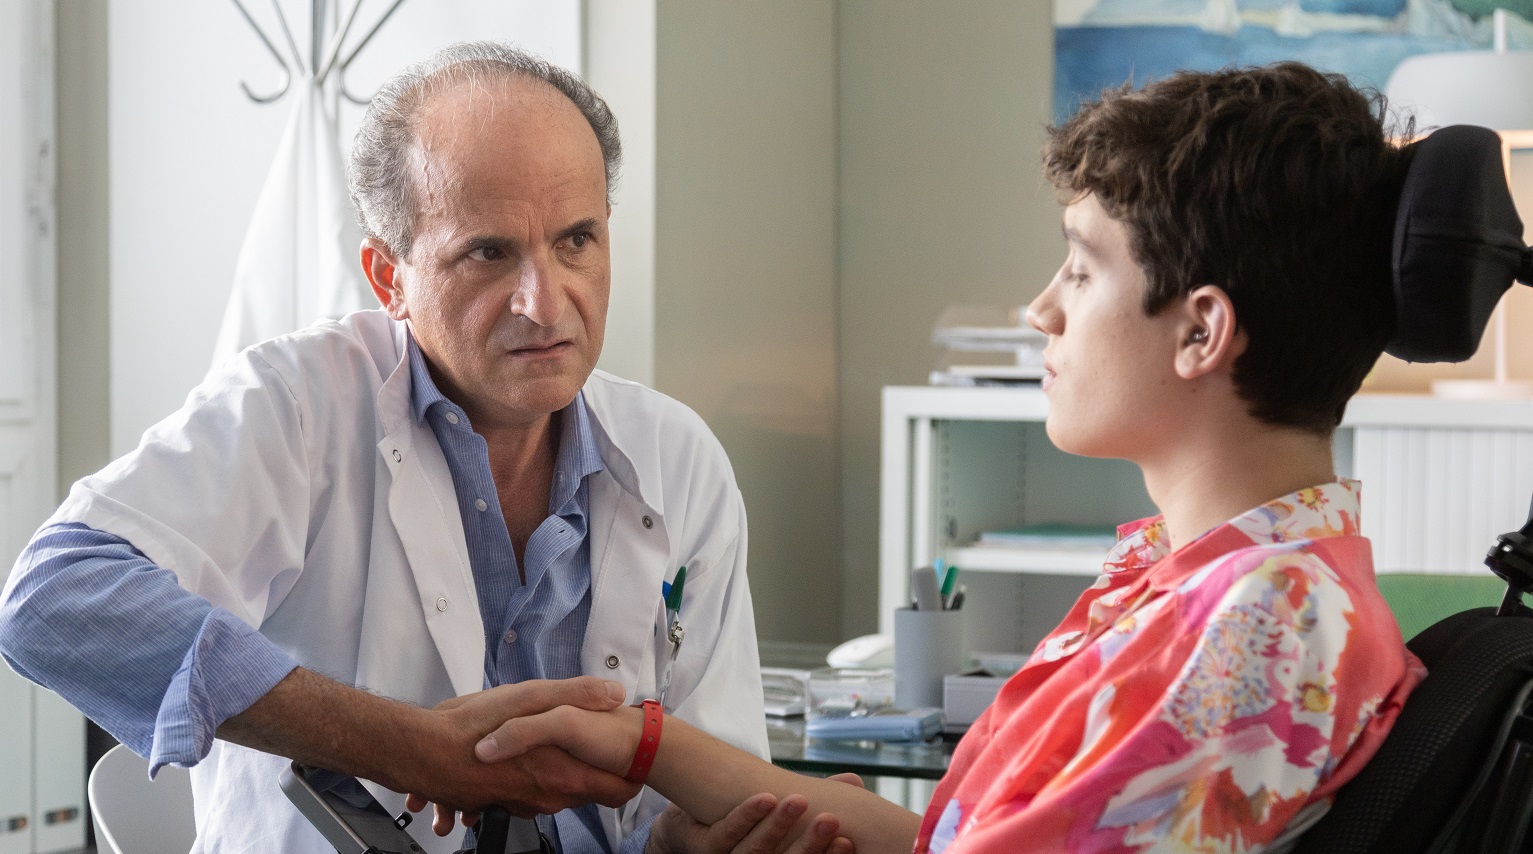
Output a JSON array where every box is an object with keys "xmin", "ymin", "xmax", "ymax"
[
  {"xmin": 361, "ymin": 237, "xmax": 409, "ymax": 321},
  {"xmin": 1175, "ymin": 285, "xmax": 1244, "ymax": 380}
]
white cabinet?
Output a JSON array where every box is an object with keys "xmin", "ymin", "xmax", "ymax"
[
  {"xmin": 879, "ymin": 386, "xmax": 1533, "ymax": 655},
  {"xmin": 0, "ymin": 667, "xmax": 34, "ymax": 854},
  {"xmin": 0, "ymin": 672, "xmax": 83, "ymax": 854}
]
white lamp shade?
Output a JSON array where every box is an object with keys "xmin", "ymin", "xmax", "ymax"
[{"xmin": 1385, "ymin": 50, "xmax": 1533, "ymax": 132}]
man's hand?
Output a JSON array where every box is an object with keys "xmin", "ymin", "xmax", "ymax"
[
  {"xmin": 220, "ymin": 671, "xmax": 638, "ymax": 829},
  {"xmin": 647, "ymin": 774, "xmax": 863, "ymax": 854},
  {"xmin": 401, "ymin": 678, "xmax": 641, "ymax": 834}
]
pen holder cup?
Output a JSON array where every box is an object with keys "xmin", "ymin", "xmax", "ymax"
[{"xmin": 893, "ymin": 607, "xmax": 966, "ymax": 710}]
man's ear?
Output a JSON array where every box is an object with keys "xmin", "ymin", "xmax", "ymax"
[
  {"xmin": 1175, "ymin": 285, "xmax": 1244, "ymax": 380},
  {"xmin": 361, "ymin": 237, "xmax": 408, "ymax": 320}
]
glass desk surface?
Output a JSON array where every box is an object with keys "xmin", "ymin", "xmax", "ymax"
[{"xmin": 767, "ymin": 717, "xmax": 955, "ymax": 781}]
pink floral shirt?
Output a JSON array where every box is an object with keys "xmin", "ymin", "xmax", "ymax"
[{"xmin": 917, "ymin": 480, "xmax": 1425, "ymax": 853}]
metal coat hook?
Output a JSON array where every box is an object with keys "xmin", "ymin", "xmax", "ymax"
[
  {"xmin": 233, "ymin": 0, "xmax": 406, "ymax": 106},
  {"xmin": 231, "ymin": 0, "xmax": 292, "ymax": 103},
  {"xmin": 330, "ymin": 0, "xmax": 408, "ymax": 105},
  {"xmin": 271, "ymin": 0, "xmax": 309, "ymax": 78}
]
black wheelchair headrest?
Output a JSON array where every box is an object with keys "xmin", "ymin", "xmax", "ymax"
[{"xmin": 1390, "ymin": 125, "xmax": 1533, "ymax": 363}]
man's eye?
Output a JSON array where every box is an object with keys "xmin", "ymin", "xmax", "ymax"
[
  {"xmin": 568, "ymin": 233, "xmax": 590, "ymax": 249},
  {"xmin": 467, "ymin": 246, "xmax": 504, "ymax": 262}
]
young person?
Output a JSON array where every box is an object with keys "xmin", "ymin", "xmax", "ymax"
[{"xmin": 449, "ymin": 62, "xmax": 1429, "ymax": 854}]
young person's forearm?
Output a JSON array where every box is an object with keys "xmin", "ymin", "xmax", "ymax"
[{"xmin": 615, "ymin": 706, "xmax": 922, "ymax": 854}]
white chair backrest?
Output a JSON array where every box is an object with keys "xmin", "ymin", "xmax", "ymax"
[{"xmin": 87, "ymin": 743, "xmax": 195, "ymax": 854}]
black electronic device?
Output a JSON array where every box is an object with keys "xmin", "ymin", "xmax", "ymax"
[{"xmin": 280, "ymin": 761, "xmax": 549, "ymax": 854}]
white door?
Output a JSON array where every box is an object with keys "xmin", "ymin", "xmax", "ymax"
[
  {"xmin": 0, "ymin": 0, "xmax": 55, "ymax": 572},
  {"xmin": 1, "ymin": 3, "xmax": 78, "ymax": 854}
]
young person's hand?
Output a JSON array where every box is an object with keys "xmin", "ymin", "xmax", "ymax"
[
  {"xmin": 473, "ymin": 701, "xmax": 640, "ymax": 772},
  {"xmin": 648, "ymin": 774, "xmax": 863, "ymax": 854}
]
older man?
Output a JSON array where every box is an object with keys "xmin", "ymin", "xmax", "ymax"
[{"xmin": 0, "ymin": 43, "xmax": 783, "ymax": 854}]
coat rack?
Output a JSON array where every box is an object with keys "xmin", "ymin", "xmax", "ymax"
[{"xmin": 231, "ymin": 0, "xmax": 406, "ymax": 105}]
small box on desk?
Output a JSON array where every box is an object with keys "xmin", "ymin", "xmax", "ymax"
[{"xmin": 943, "ymin": 672, "xmax": 1008, "ymax": 734}]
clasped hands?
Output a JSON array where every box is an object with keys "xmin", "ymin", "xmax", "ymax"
[{"xmin": 404, "ymin": 677, "xmax": 854, "ymax": 854}]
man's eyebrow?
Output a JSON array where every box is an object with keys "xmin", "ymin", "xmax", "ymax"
[
  {"xmin": 464, "ymin": 235, "xmax": 516, "ymax": 253},
  {"xmin": 556, "ymin": 217, "xmax": 602, "ymax": 241}
]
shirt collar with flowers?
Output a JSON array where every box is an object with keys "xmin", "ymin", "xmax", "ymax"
[
  {"xmin": 1103, "ymin": 478, "xmax": 1362, "ymax": 593},
  {"xmin": 1036, "ymin": 479, "xmax": 1366, "ymax": 658}
]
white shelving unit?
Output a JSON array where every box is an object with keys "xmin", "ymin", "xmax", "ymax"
[{"xmin": 879, "ymin": 386, "xmax": 1533, "ymax": 653}]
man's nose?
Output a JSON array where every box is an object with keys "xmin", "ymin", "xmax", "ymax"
[{"xmin": 508, "ymin": 255, "xmax": 562, "ymax": 326}]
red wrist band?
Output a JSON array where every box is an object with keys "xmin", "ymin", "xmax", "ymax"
[{"xmin": 624, "ymin": 699, "xmax": 664, "ymax": 785}]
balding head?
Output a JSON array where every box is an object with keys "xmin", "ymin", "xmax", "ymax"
[{"xmin": 347, "ymin": 41, "xmax": 621, "ymax": 260}]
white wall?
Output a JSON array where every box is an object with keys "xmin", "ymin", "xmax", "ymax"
[
  {"xmin": 836, "ymin": 1, "xmax": 1064, "ymax": 636},
  {"xmin": 106, "ymin": 0, "xmax": 581, "ymax": 454},
  {"xmin": 653, "ymin": 1, "xmax": 841, "ymax": 645},
  {"xmin": 585, "ymin": 0, "xmax": 657, "ymax": 388}
]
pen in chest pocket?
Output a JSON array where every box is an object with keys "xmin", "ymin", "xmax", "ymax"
[{"xmin": 657, "ymin": 565, "xmax": 687, "ymax": 707}]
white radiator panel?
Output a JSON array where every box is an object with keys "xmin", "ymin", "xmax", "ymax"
[{"xmin": 1354, "ymin": 427, "xmax": 1533, "ymax": 574}]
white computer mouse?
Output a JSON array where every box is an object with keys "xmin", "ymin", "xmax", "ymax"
[{"xmin": 826, "ymin": 633, "xmax": 896, "ymax": 668}]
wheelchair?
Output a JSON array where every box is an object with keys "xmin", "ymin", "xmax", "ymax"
[{"xmin": 1294, "ymin": 126, "xmax": 1533, "ymax": 853}]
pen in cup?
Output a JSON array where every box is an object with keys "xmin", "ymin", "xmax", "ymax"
[{"xmin": 940, "ymin": 565, "xmax": 959, "ymax": 607}]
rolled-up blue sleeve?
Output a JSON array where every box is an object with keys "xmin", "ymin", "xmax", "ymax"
[{"xmin": 0, "ymin": 522, "xmax": 298, "ymax": 774}]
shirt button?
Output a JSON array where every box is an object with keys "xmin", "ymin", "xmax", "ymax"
[
  {"xmin": 503, "ymin": 629, "xmax": 518, "ymax": 644},
  {"xmin": 391, "ymin": 449, "xmax": 402, "ymax": 463},
  {"xmin": 445, "ymin": 411, "xmax": 460, "ymax": 425},
  {"xmin": 642, "ymin": 515, "xmax": 653, "ymax": 529},
  {"xmin": 435, "ymin": 597, "xmax": 448, "ymax": 612},
  {"xmin": 605, "ymin": 655, "xmax": 620, "ymax": 669},
  {"xmin": 475, "ymin": 498, "xmax": 488, "ymax": 512}
]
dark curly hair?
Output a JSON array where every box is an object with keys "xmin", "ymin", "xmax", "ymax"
[{"xmin": 1044, "ymin": 62, "xmax": 1412, "ymax": 433}]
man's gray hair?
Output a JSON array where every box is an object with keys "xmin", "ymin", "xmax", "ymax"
[{"xmin": 347, "ymin": 40, "xmax": 621, "ymax": 259}]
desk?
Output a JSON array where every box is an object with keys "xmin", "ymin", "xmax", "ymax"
[{"xmin": 766, "ymin": 718, "xmax": 954, "ymax": 781}]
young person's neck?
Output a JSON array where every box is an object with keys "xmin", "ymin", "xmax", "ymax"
[{"xmin": 1140, "ymin": 418, "xmax": 1336, "ymax": 552}]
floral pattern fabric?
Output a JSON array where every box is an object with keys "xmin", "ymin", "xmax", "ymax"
[{"xmin": 917, "ymin": 480, "xmax": 1425, "ymax": 854}]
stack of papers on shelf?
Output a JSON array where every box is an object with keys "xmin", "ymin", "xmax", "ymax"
[
  {"xmin": 974, "ymin": 523, "xmax": 1119, "ymax": 550},
  {"xmin": 929, "ymin": 305, "xmax": 1046, "ymax": 386}
]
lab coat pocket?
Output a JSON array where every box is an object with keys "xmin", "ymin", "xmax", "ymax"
[{"xmin": 648, "ymin": 595, "xmax": 669, "ymax": 703}]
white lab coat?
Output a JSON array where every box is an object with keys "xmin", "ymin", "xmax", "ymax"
[{"xmin": 48, "ymin": 310, "xmax": 768, "ymax": 854}]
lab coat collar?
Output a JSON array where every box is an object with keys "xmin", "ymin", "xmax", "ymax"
[
  {"xmin": 375, "ymin": 317, "xmax": 413, "ymax": 439},
  {"xmin": 580, "ymin": 373, "xmax": 666, "ymax": 517}
]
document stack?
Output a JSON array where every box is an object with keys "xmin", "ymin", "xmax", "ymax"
[{"xmin": 929, "ymin": 305, "xmax": 1047, "ymax": 386}]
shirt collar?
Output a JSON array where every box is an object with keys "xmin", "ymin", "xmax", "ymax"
[
  {"xmin": 406, "ymin": 332, "xmax": 605, "ymax": 507},
  {"xmin": 552, "ymin": 391, "xmax": 605, "ymax": 510},
  {"xmin": 406, "ymin": 333, "xmax": 445, "ymax": 426},
  {"xmin": 1101, "ymin": 478, "xmax": 1363, "ymax": 593}
]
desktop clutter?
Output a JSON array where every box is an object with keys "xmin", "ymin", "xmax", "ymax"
[{"xmin": 764, "ymin": 563, "xmax": 1008, "ymax": 743}]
